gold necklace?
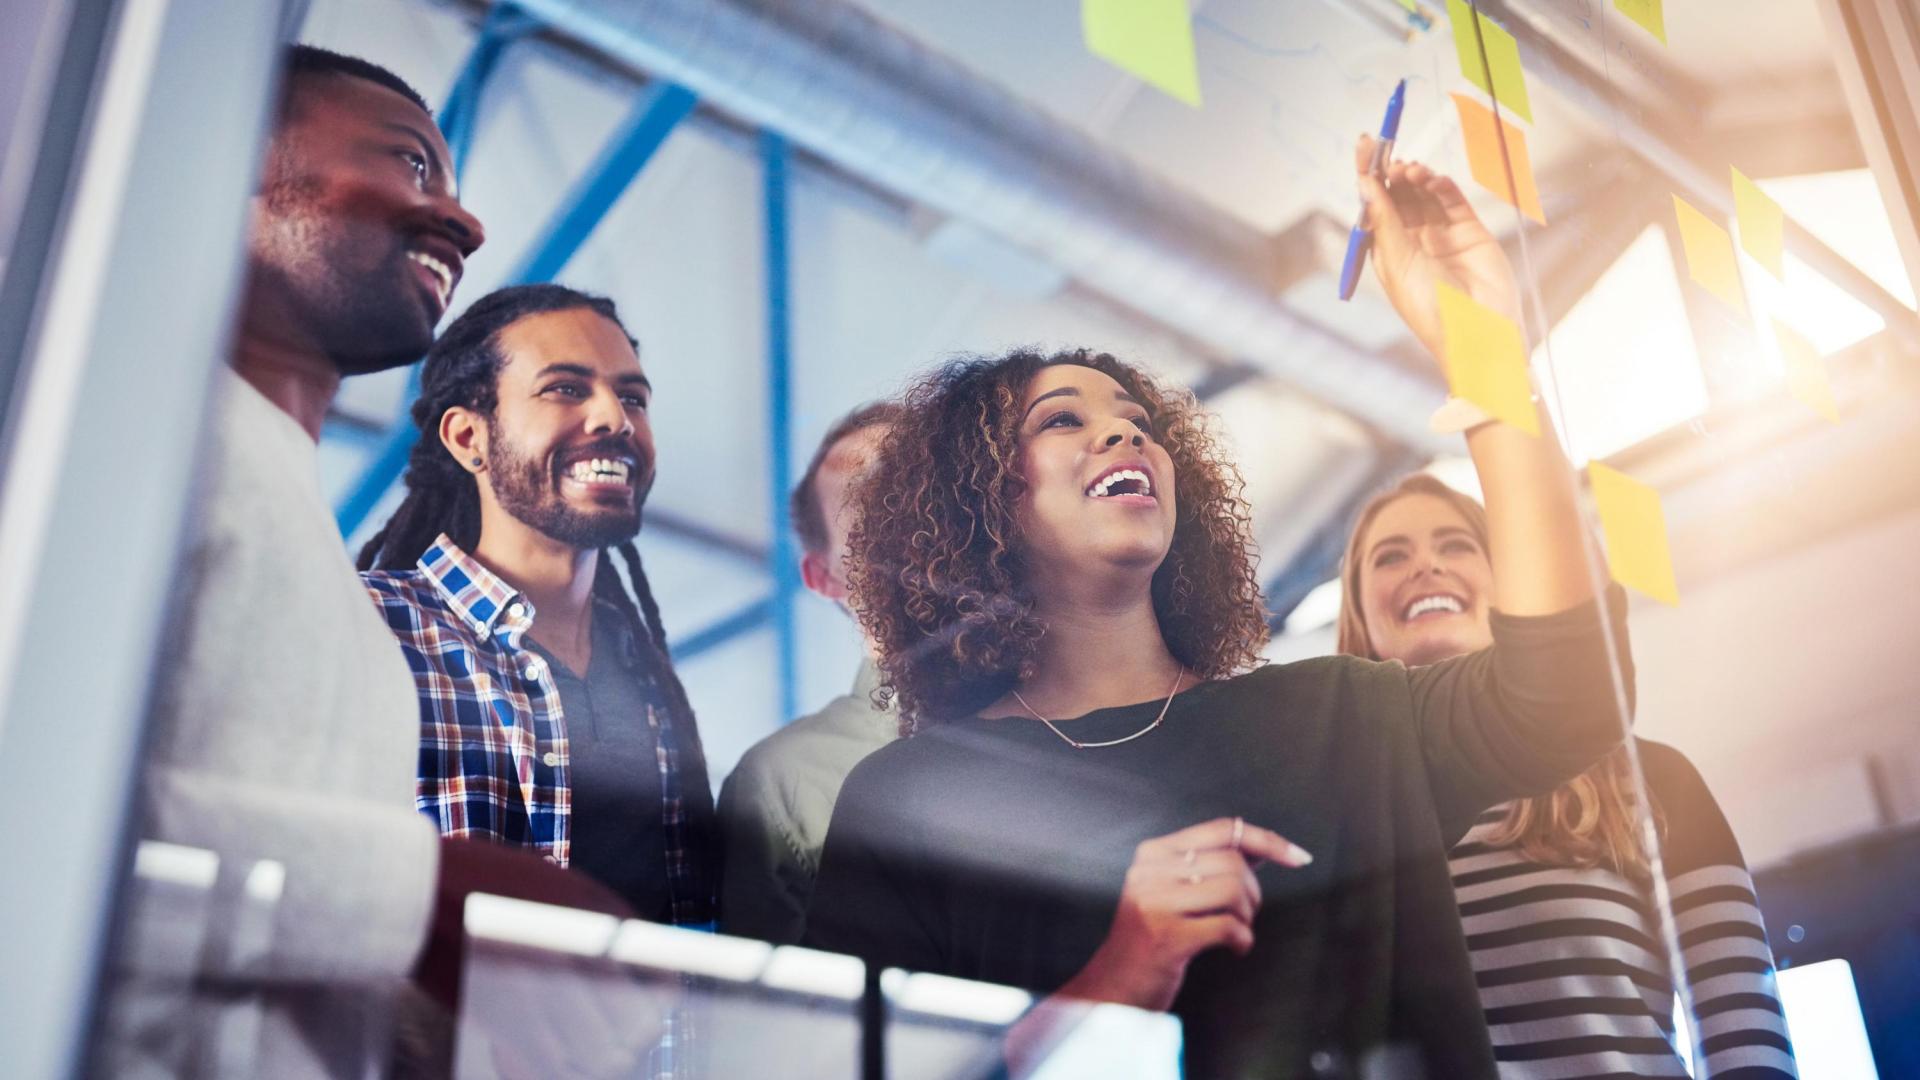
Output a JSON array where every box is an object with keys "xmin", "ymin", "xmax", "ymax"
[{"xmin": 1013, "ymin": 666, "xmax": 1188, "ymax": 749}]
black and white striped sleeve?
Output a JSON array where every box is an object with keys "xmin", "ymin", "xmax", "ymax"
[{"xmin": 1645, "ymin": 741, "xmax": 1798, "ymax": 1079}]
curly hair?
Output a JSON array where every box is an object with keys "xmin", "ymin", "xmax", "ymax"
[{"xmin": 848, "ymin": 347, "xmax": 1268, "ymax": 732}]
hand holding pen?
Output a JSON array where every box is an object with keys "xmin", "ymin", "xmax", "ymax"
[
  {"xmin": 1352, "ymin": 135, "xmax": 1519, "ymax": 367},
  {"xmin": 1337, "ymin": 78, "xmax": 1406, "ymax": 301}
]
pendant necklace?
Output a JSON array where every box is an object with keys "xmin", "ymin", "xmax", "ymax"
[{"xmin": 1013, "ymin": 665, "xmax": 1188, "ymax": 750}]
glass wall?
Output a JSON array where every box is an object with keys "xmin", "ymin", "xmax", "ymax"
[{"xmin": 16, "ymin": 0, "xmax": 1912, "ymax": 1076}]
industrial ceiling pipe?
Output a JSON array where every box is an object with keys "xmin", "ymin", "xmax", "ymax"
[{"xmin": 503, "ymin": 0, "xmax": 1455, "ymax": 452}]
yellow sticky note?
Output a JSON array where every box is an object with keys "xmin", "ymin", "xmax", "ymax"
[
  {"xmin": 1447, "ymin": 0, "xmax": 1532, "ymax": 123},
  {"xmin": 1731, "ymin": 167, "xmax": 1784, "ymax": 279},
  {"xmin": 1774, "ymin": 320, "xmax": 1839, "ymax": 422},
  {"xmin": 1396, "ymin": 0, "xmax": 1419, "ymax": 11},
  {"xmin": 1588, "ymin": 462, "xmax": 1679, "ymax": 606},
  {"xmin": 1081, "ymin": 0, "xmax": 1203, "ymax": 108},
  {"xmin": 1671, "ymin": 195, "xmax": 1747, "ymax": 314},
  {"xmin": 1436, "ymin": 280, "xmax": 1539, "ymax": 436},
  {"xmin": 1452, "ymin": 93, "xmax": 1546, "ymax": 224},
  {"xmin": 1613, "ymin": 0, "xmax": 1667, "ymax": 45}
]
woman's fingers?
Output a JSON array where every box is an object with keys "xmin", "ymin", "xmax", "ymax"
[
  {"xmin": 1144, "ymin": 817, "xmax": 1313, "ymax": 869},
  {"xmin": 1182, "ymin": 913, "xmax": 1257, "ymax": 958}
]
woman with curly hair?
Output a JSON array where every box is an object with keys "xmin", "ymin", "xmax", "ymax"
[{"xmin": 804, "ymin": 142, "xmax": 1634, "ymax": 1078}]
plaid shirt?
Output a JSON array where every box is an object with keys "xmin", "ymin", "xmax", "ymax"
[{"xmin": 363, "ymin": 534, "xmax": 717, "ymax": 927}]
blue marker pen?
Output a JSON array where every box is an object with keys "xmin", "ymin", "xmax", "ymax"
[{"xmin": 1337, "ymin": 79, "xmax": 1407, "ymax": 302}]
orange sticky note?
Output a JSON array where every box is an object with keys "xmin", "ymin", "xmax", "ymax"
[
  {"xmin": 1451, "ymin": 93, "xmax": 1546, "ymax": 224},
  {"xmin": 1774, "ymin": 320, "xmax": 1839, "ymax": 422},
  {"xmin": 1613, "ymin": 0, "xmax": 1666, "ymax": 45},
  {"xmin": 1082, "ymin": 0, "xmax": 1203, "ymax": 108},
  {"xmin": 1448, "ymin": 0, "xmax": 1532, "ymax": 123},
  {"xmin": 1732, "ymin": 167, "xmax": 1784, "ymax": 279},
  {"xmin": 1588, "ymin": 462, "xmax": 1679, "ymax": 605},
  {"xmin": 1671, "ymin": 195, "xmax": 1747, "ymax": 314},
  {"xmin": 1436, "ymin": 280, "xmax": 1539, "ymax": 436}
]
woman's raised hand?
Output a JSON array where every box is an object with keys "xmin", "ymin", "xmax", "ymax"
[
  {"xmin": 1060, "ymin": 816, "xmax": 1312, "ymax": 1012},
  {"xmin": 1355, "ymin": 133, "xmax": 1522, "ymax": 366}
]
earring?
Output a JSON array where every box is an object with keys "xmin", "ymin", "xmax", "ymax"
[{"xmin": 470, "ymin": 456, "xmax": 483, "ymax": 469}]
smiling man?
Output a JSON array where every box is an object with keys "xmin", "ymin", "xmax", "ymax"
[
  {"xmin": 131, "ymin": 45, "xmax": 496, "ymax": 1078},
  {"xmin": 359, "ymin": 284, "xmax": 717, "ymax": 929}
]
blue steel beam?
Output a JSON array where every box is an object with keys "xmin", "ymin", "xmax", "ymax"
[
  {"xmin": 510, "ymin": 80, "xmax": 697, "ymax": 285},
  {"xmin": 762, "ymin": 131, "xmax": 800, "ymax": 723},
  {"xmin": 673, "ymin": 596, "xmax": 775, "ymax": 662},
  {"xmin": 334, "ymin": 78, "xmax": 699, "ymax": 535},
  {"xmin": 440, "ymin": 4, "xmax": 543, "ymax": 178}
]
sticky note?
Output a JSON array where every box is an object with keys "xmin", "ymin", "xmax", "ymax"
[
  {"xmin": 1448, "ymin": 0, "xmax": 1532, "ymax": 123},
  {"xmin": 1613, "ymin": 0, "xmax": 1667, "ymax": 45},
  {"xmin": 1451, "ymin": 93, "xmax": 1546, "ymax": 224},
  {"xmin": 1436, "ymin": 280, "xmax": 1539, "ymax": 436},
  {"xmin": 1588, "ymin": 462, "xmax": 1679, "ymax": 605},
  {"xmin": 1671, "ymin": 195, "xmax": 1746, "ymax": 314},
  {"xmin": 1081, "ymin": 0, "xmax": 1203, "ymax": 108},
  {"xmin": 1774, "ymin": 320, "xmax": 1839, "ymax": 422},
  {"xmin": 1731, "ymin": 167, "xmax": 1784, "ymax": 279},
  {"xmin": 1396, "ymin": 0, "xmax": 1419, "ymax": 11}
]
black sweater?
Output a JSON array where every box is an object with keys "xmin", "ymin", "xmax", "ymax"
[{"xmin": 805, "ymin": 590, "xmax": 1632, "ymax": 1079}]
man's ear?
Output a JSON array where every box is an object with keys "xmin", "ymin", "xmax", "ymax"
[
  {"xmin": 440, "ymin": 406, "xmax": 488, "ymax": 475},
  {"xmin": 800, "ymin": 550, "xmax": 846, "ymax": 601}
]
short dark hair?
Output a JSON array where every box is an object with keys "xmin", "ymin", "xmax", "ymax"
[
  {"xmin": 790, "ymin": 401, "xmax": 907, "ymax": 555},
  {"xmin": 279, "ymin": 43, "xmax": 432, "ymax": 120}
]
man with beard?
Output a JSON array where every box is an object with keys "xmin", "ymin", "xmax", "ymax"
[
  {"xmin": 359, "ymin": 284, "xmax": 717, "ymax": 930},
  {"xmin": 132, "ymin": 47, "xmax": 626, "ymax": 1078}
]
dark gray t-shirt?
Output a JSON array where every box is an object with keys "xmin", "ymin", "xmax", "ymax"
[{"xmin": 531, "ymin": 607, "xmax": 671, "ymax": 921}]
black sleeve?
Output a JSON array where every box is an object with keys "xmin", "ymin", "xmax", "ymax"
[
  {"xmin": 800, "ymin": 750, "xmax": 945, "ymax": 973},
  {"xmin": 1411, "ymin": 585, "xmax": 1635, "ymax": 841},
  {"xmin": 1637, "ymin": 739, "xmax": 1749, "ymax": 878}
]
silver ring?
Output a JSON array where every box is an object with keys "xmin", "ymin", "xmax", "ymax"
[
  {"xmin": 1231, "ymin": 817, "xmax": 1245, "ymax": 851},
  {"xmin": 1182, "ymin": 847, "xmax": 1197, "ymax": 867}
]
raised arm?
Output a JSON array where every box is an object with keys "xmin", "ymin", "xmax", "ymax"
[{"xmin": 1357, "ymin": 136, "xmax": 1592, "ymax": 618}]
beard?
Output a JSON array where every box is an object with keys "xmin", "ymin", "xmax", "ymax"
[
  {"xmin": 487, "ymin": 434, "xmax": 645, "ymax": 550},
  {"xmin": 258, "ymin": 171, "xmax": 438, "ymax": 375}
]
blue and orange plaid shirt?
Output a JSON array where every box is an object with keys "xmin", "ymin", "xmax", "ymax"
[{"xmin": 363, "ymin": 534, "xmax": 717, "ymax": 928}]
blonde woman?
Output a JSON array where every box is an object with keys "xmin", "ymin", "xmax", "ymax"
[{"xmin": 1336, "ymin": 473, "xmax": 1798, "ymax": 1078}]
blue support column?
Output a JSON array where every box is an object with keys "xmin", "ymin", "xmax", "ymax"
[
  {"xmin": 334, "ymin": 79, "xmax": 699, "ymax": 535},
  {"xmin": 762, "ymin": 131, "xmax": 800, "ymax": 722}
]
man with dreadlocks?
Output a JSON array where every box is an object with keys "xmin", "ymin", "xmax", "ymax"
[{"xmin": 360, "ymin": 283, "xmax": 719, "ymax": 933}]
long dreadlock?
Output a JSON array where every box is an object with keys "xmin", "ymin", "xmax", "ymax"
[{"xmin": 358, "ymin": 287, "xmax": 712, "ymax": 910}]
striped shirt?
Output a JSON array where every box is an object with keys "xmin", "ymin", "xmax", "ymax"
[
  {"xmin": 1450, "ymin": 740, "xmax": 1797, "ymax": 1078},
  {"xmin": 362, "ymin": 533, "xmax": 717, "ymax": 927}
]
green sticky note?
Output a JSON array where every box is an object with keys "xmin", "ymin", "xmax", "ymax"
[
  {"xmin": 1614, "ymin": 0, "xmax": 1667, "ymax": 45},
  {"xmin": 1447, "ymin": 0, "xmax": 1532, "ymax": 123},
  {"xmin": 1732, "ymin": 166, "xmax": 1785, "ymax": 279},
  {"xmin": 1082, "ymin": 0, "xmax": 1203, "ymax": 108}
]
